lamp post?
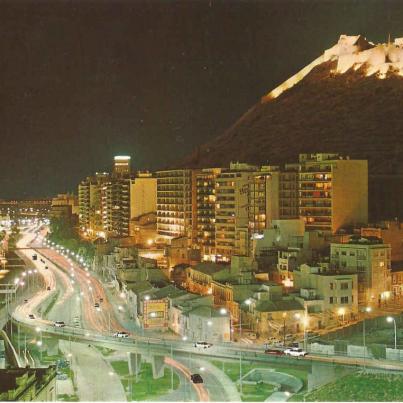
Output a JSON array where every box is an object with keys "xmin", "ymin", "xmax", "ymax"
[
  {"xmin": 36, "ymin": 326, "xmax": 42, "ymax": 362},
  {"xmin": 386, "ymin": 316, "xmax": 397, "ymax": 350},
  {"xmin": 282, "ymin": 312, "xmax": 287, "ymax": 346},
  {"xmin": 338, "ymin": 307, "xmax": 345, "ymax": 325},
  {"xmin": 362, "ymin": 306, "xmax": 372, "ymax": 362},
  {"xmin": 239, "ymin": 299, "xmax": 251, "ymax": 342}
]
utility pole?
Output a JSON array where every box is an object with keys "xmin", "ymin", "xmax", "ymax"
[
  {"xmin": 239, "ymin": 351, "xmax": 243, "ymax": 397},
  {"xmin": 169, "ymin": 344, "xmax": 174, "ymax": 391}
]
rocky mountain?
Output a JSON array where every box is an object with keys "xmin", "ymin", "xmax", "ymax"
[{"xmin": 184, "ymin": 35, "xmax": 403, "ymax": 176}]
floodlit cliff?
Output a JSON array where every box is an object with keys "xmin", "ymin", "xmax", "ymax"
[{"xmin": 184, "ymin": 35, "xmax": 403, "ymax": 176}]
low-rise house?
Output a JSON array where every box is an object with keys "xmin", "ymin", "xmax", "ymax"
[
  {"xmin": 293, "ymin": 263, "xmax": 358, "ymax": 327},
  {"xmin": 183, "ymin": 305, "xmax": 231, "ymax": 342}
]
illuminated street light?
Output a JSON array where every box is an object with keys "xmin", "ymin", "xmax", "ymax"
[
  {"xmin": 387, "ymin": 316, "xmax": 397, "ymax": 350},
  {"xmin": 207, "ymin": 320, "xmax": 213, "ymax": 326},
  {"xmin": 144, "ymin": 295, "xmax": 150, "ymax": 301},
  {"xmin": 219, "ymin": 308, "xmax": 227, "ymax": 315},
  {"xmin": 182, "ymin": 336, "xmax": 188, "ymax": 341},
  {"xmin": 35, "ymin": 326, "xmax": 41, "ymax": 333}
]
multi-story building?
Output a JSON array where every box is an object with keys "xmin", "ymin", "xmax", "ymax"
[
  {"xmin": 156, "ymin": 169, "xmax": 198, "ymax": 239},
  {"xmin": 279, "ymin": 164, "xmax": 299, "ymax": 219},
  {"xmin": 195, "ymin": 168, "xmax": 223, "ymax": 260},
  {"xmin": 293, "ymin": 264, "xmax": 358, "ymax": 326},
  {"xmin": 101, "ymin": 178, "xmax": 131, "ymax": 237},
  {"xmin": 215, "ymin": 163, "xmax": 258, "ymax": 260},
  {"xmin": 298, "ymin": 153, "xmax": 368, "ymax": 233},
  {"xmin": 249, "ymin": 165, "xmax": 299, "ymax": 244},
  {"xmin": 79, "ymin": 157, "xmax": 157, "ymax": 239},
  {"xmin": 78, "ymin": 172, "xmax": 109, "ymax": 235},
  {"xmin": 113, "ymin": 155, "xmax": 131, "ymax": 176},
  {"xmin": 130, "ymin": 172, "xmax": 157, "ymax": 220},
  {"xmin": 330, "ymin": 236, "xmax": 391, "ymax": 307}
]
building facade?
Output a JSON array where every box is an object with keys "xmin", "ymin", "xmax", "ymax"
[
  {"xmin": 330, "ymin": 236, "xmax": 391, "ymax": 307},
  {"xmin": 156, "ymin": 169, "xmax": 198, "ymax": 239},
  {"xmin": 298, "ymin": 153, "xmax": 368, "ymax": 233}
]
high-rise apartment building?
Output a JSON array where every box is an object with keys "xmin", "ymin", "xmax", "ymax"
[
  {"xmin": 249, "ymin": 165, "xmax": 299, "ymax": 238},
  {"xmin": 78, "ymin": 172, "xmax": 109, "ymax": 235},
  {"xmin": 101, "ymin": 178, "xmax": 131, "ymax": 237},
  {"xmin": 156, "ymin": 169, "xmax": 198, "ymax": 239},
  {"xmin": 279, "ymin": 164, "xmax": 299, "ymax": 219},
  {"xmin": 215, "ymin": 163, "xmax": 258, "ymax": 260},
  {"xmin": 298, "ymin": 153, "xmax": 368, "ymax": 233},
  {"xmin": 195, "ymin": 168, "xmax": 222, "ymax": 260},
  {"xmin": 79, "ymin": 157, "xmax": 157, "ymax": 239},
  {"xmin": 113, "ymin": 155, "xmax": 131, "ymax": 176}
]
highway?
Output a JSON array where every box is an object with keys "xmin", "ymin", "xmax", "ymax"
[
  {"xmin": 9, "ymin": 227, "xmax": 403, "ymax": 401},
  {"xmin": 12, "ymin": 229, "xmax": 215, "ymax": 401}
]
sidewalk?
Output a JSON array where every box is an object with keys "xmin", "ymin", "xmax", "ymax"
[{"xmin": 59, "ymin": 339, "xmax": 127, "ymax": 401}]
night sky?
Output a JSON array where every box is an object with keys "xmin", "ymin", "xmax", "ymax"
[{"xmin": 1, "ymin": 0, "xmax": 403, "ymax": 198}]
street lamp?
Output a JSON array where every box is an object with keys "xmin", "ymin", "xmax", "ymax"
[
  {"xmin": 386, "ymin": 316, "xmax": 397, "ymax": 350},
  {"xmin": 338, "ymin": 307, "xmax": 346, "ymax": 324},
  {"xmin": 282, "ymin": 312, "xmax": 287, "ymax": 346},
  {"xmin": 362, "ymin": 306, "xmax": 372, "ymax": 361},
  {"xmin": 239, "ymin": 298, "xmax": 252, "ymax": 342}
]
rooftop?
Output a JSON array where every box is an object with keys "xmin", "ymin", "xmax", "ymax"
[{"xmin": 255, "ymin": 299, "xmax": 304, "ymax": 313}]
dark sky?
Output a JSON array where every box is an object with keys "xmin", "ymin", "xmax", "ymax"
[{"xmin": 1, "ymin": 0, "xmax": 403, "ymax": 198}]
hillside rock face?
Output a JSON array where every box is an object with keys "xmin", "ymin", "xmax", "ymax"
[
  {"xmin": 183, "ymin": 35, "xmax": 403, "ymax": 220},
  {"xmin": 185, "ymin": 64, "xmax": 403, "ymax": 174}
]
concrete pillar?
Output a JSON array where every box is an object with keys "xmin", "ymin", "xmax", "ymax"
[
  {"xmin": 151, "ymin": 355, "xmax": 165, "ymax": 379},
  {"xmin": 127, "ymin": 352, "xmax": 142, "ymax": 375},
  {"xmin": 45, "ymin": 338, "xmax": 59, "ymax": 356}
]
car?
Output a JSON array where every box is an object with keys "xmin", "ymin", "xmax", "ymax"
[
  {"xmin": 40, "ymin": 258, "xmax": 45, "ymax": 263},
  {"xmin": 24, "ymin": 299, "xmax": 28, "ymax": 304},
  {"xmin": 47, "ymin": 286, "xmax": 51, "ymax": 291},
  {"xmin": 28, "ymin": 314, "xmax": 35, "ymax": 319},
  {"xmin": 32, "ymin": 254, "xmax": 37, "ymax": 261},
  {"xmin": 284, "ymin": 347, "xmax": 308, "ymax": 357},
  {"xmin": 99, "ymin": 298, "xmax": 104, "ymax": 303},
  {"xmin": 194, "ymin": 341, "xmax": 212, "ymax": 349},
  {"xmin": 113, "ymin": 331, "xmax": 129, "ymax": 338},
  {"xmin": 94, "ymin": 303, "xmax": 100, "ymax": 308},
  {"xmin": 264, "ymin": 348, "xmax": 285, "ymax": 356},
  {"xmin": 54, "ymin": 321, "xmax": 66, "ymax": 327},
  {"xmin": 45, "ymin": 266, "xmax": 48, "ymax": 270},
  {"xmin": 190, "ymin": 374, "xmax": 204, "ymax": 384}
]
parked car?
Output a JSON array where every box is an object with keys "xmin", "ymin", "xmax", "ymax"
[
  {"xmin": 45, "ymin": 266, "xmax": 49, "ymax": 270},
  {"xmin": 54, "ymin": 321, "xmax": 66, "ymax": 328},
  {"xmin": 194, "ymin": 341, "xmax": 212, "ymax": 349},
  {"xmin": 190, "ymin": 374, "xmax": 204, "ymax": 384},
  {"xmin": 32, "ymin": 254, "xmax": 37, "ymax": 261},
  {"xmin": 47, "ymin": 286, "xmax": 51, "ymax": 291},
  {"xmin": 284, "ymin": 347, "xmax": 308, "ymax": 357},
  {"xmin": 264, "ymin": 348, "xmax": 285, "ymax": 356},
  {"xmin": 24, "ymin": 299, "xmax": 28, "ymax": 304},
  {"xmin": 94, "ymin": 303, "xmax": 100, "ymax": 308},
  {"xmin": 99, "ymin": 298, "xmax": 104, "ymax": 303},
  {"xmin": 28, "ymin": 314, "xmax": 35, "ymax": 319},
  {"xmin": 113, "ymin": 331, "xmax": 129, "ymax": 338}
]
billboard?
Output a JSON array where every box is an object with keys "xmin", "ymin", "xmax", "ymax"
[{"xmin": 143, "ymin": 299, "xmax": 168, "ymax": 329}]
